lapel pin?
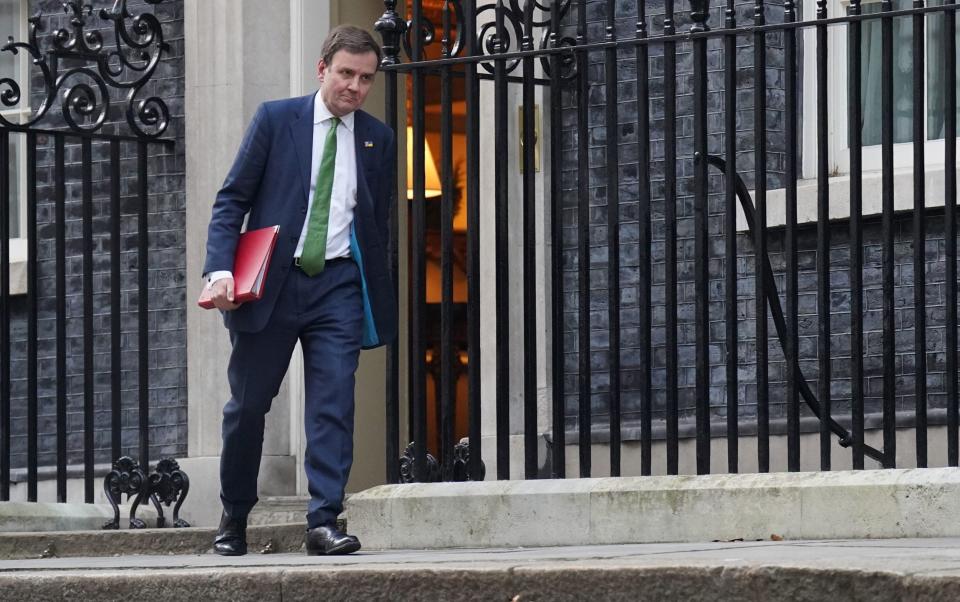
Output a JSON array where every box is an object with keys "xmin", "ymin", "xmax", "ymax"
[{"xmin": 364, "ymin": 141, "xmax": 374, "ymax": 148}]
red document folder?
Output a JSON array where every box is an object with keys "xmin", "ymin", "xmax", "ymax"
[{"xmin": 197, "ymin": 225, "xmax": 280, "ymax": 309}]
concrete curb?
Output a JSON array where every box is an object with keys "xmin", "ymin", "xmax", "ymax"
[
  {"xmin": 0, "ymin": 524, "xmax": 308, "ymax": 560},
  {"xmin": 1, "ymin": 564, "xmax": 960, "ymax": 601},
  {"xmin": 346, "ymin": 467, "xmax": 960, "ymax": 549}
]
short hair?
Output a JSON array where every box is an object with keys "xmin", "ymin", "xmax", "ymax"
[{"xmin": 321, "ymin": 25, "xmax": 382, "ymax": 69}]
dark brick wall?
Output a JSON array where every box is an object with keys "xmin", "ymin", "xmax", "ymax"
[
  {"xmin": 6, "ymin": 0, "xmax": 185, "ymax": 470},
  {"xmin": 561, "ymin": 0, "xmax": 950, "ymax": 436}
]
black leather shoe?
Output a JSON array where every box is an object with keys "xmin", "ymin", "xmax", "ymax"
[
  {"xmin": 306, "ymin": 523, "xmax": 361, "ymax": 556},
  {"xmin": 213, "ymin": 512, "xmax": 248, "ymax": 556}
]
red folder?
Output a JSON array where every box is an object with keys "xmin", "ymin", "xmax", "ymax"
[{"xmin": 198, "ymin": 225, "xmax": 280, "ymax": 309}]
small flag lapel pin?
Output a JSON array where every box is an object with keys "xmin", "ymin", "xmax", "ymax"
[{"xmin": 364, "ymin": 141, "xmax": 374, "ymax": 148}]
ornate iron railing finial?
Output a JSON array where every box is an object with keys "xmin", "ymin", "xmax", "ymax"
[
  {"xmin": 376, "ymin": 0, "xmax": 408, "ymax": 67},
  {"xmin": 690, "ymin": 0, "xmax": 712, "ymax": 32}
]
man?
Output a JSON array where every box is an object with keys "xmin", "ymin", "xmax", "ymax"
[{"xmin": 202, "ymin": 25, "xmax": 396, "ymax": 556}]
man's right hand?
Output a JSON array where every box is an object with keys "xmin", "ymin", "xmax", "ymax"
[{"xmin": 209, "ymin": 277, "xmax": 242, "ymax": 311}]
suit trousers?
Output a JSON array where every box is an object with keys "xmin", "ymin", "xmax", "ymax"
[{"xmin": 219, "ymin": 258, "xmax": 363, "ymax": 528}]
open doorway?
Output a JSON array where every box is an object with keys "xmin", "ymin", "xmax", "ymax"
[{"xmin": 405, "ymin": 0, "xmax": 469, "ymax": 463}]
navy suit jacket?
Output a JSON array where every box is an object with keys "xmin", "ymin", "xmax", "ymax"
[{"xmin": 203, "ymin": 94, "xmax": 397, "ymax": 349}]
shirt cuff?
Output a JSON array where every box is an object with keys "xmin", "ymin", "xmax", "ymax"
[{"xmin": 204, "ymin": 271, "xmax": 233, "ymax": 289}]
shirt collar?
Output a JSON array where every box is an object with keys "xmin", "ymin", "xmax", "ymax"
[{"xmin": 314, "ymin": 91, "xmax": 354, "ymax": 132}]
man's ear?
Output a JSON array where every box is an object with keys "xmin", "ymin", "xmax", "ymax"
[{"xmin": 317, "ymin": 59, "xmax": 326, "ymax": 83}]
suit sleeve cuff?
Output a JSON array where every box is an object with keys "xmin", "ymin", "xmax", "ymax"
[{"xmin": 204, "ymin": 270, "xmax": 234, "ymax": 289}]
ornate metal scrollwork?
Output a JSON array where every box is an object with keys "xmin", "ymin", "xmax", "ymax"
[
  {"xmin": 476, "ymin": 1, "xmax": 523, "ymax": 72},
  {"xmin": 147, "ymin": 457, "xmax": 190, "ymax": 528},
  {"xmin": 378, "ymin": 0, "xmax": 576, "ymax": 80},
  {"xmin": 402, "ymin": 1, "xmax": 466, "ymax": 61},
  {"xmin": 0, "ymin": 0, "xmax": 170, "ymax": 138},
  {"xmin": 478, "ymin": 0, "xmax": 577, "ymax": 77},
  {"xmin": 102, "ymin": 455, "xmax": 191, "ymax": 530},
  {"xmin": 399, "ymin": 441, "xmax": 441, "ymax": 483},
  {"xmin": 102, "ymin": 456, "xmax": 150, "ymax": 530},
  {"xmin": 540, "ymin": 3, "xmax": 577, "ymax": 81},
  {"xmin": 452, "ymin": 437, "xmax": 485, "ymax": 481},
  {"xmin": 399, "ymin": 438, "xmax": 485, "ymax": 483}
]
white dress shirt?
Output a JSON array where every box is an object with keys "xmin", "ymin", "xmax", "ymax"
[
  {"xmin": 295, "ymin": 91, "xmax": 357, "ymax": 261},
  {"xmin": 207, "ymin": 92, "xmax": 357, "ymax": 287}
]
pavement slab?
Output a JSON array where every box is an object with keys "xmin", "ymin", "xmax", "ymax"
[{"xmin": 1, "ymin": 538, "xmax": 960, "ymax": 600}]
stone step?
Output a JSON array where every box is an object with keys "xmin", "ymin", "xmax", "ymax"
[
  {"xmin": 247, "ymin": 496, "xmax": 310, "ymax": 527},
  {"xmin": 347, "ymin": 468, "xmax": 960, "ymax": 549},
  {"xmin": 0, "ymin": 524, "xmax": 307, "ymax": 560},
  {"xmin": 248, "ymin": 495, "xmax": 352, "ymax": 529},
  {"xmin": 1, "ymin": 539, "xmax": 960, "ymax": 601}
]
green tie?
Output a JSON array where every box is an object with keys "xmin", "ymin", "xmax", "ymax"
[{"xmin": 299, "ymin": 116, "xmax": 340, "ymax": 276}]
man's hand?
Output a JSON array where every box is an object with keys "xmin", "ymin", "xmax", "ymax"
[{"xmin": 210, "ymin": 277, "xmax": 242, "ymax": 311}]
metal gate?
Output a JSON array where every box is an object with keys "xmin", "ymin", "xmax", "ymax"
[
  {"xmin": 0, "ymin": 0, "xmax": 186, "ymax": 527},
  {"xmin": 376, "ymin": 0, "xmax": 960, "ymax": 482}
]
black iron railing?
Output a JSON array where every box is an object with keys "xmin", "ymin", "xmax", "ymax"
[
  {"xmin": 377, "ymin": 0, "xmax": 960, "ymax": 482},
  {"xmin": 0, "ymin": 0, "xmax": 187, "ymax": 527}
]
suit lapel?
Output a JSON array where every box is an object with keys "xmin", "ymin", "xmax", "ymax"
[{"xmin": 290, "ymin": 95, "xmax": 315, "ymax": 201}]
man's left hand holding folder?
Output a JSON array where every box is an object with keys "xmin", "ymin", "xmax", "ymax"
[{"xmin": 207, "ymin": 275, "xmax": 241, "ymax": 311}]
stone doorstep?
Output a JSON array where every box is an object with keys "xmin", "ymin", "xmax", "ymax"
[
  {"xmin": 247, "ymin": 496, "xmax": 311, "ymax": 527},
  {"xmin": 247, "ymin": 495, "xmax": 354, "ymax": 526},
  {"xmin": 0, "ymin": 524, "xmax": 309, "ymax": 561},
  {"xmin": 345, "ymin": 467, "xmax": 960, "ymax": 550}
]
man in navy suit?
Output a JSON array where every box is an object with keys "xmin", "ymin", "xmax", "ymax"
[{"xmin": 202, "ymin": 25, "xmax": 396, "ymax": 556}]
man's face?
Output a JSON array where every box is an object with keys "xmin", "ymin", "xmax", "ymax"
[{"xmin": 317, "ymin": 49, "xmax": 378, "ymax": 117}]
